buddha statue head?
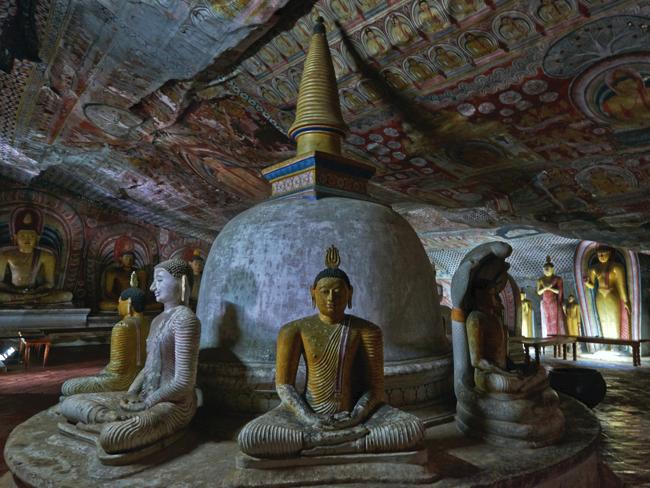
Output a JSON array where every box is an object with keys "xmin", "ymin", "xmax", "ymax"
[
  {"xmin": 596, "ymin": 245, "xmax": 613, "ymax": 264},
  {"xmin": 568, "ymin": 293, "xmax": 576, "ymax": 304},
  {"xmin": 466, "ymin": 254, "xmax": 509, "ymax": 313},
  {"xmin": 310, "ymin": 245, "xmax": 353, "ymax": 324},
  {"xmin": 150, "ymin": 258, "xmax": 193, "ymax": 307},
  {"xmin": 12, "ymin": 208, "xmax": 42, "ymax": 254},
  {"xmin": 117, "ymin": 272, "xmax": 146, "ymax": 318},
  {"xmin": 520, "ymin": 291, "xmax": 526, "ymax": 301},
  {"xmin": 189, "ymin": 249, "xmax": 204, "ymax": 276},
  {"xmin": 542, "ymin": 255, "xmax": 555, "ymax": 277},
  {"xmin": 119, "ymin": 251, "xmax": 136, "ymax": 270}
]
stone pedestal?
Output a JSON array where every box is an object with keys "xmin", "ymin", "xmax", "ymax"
[{"xmin": 0, "ymin": 309, "xmax": 90, "ymax": 335}]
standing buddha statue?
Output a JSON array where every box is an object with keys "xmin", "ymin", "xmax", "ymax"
[
  {"xmin": 520, "ymin": 291, "xmax": 533, "ymax": 337},
  {"xmin": 59, "ymin": 259, "xmax": 200, "ymax": 464},
  {"xmin": 188, "ymin": 249, "xmax": 204, "ymax": 309},
  {"xmin": 584, "ymin": 246, "xmax": 630, "ymax": 339},
  {"xmin": 61, "ymin": 273, "xmax": 150, "ymax": 396},
  {"xmin": 536, "ymin": 256, "xmax": 565, "ymax": 336},
  {"xmin": 564, "ymin": 294, "xmax": 581, "ymax": 337},
  {"xmin": 0, "ymin": 208, "xmax": 72, "ymax": 306},
  {"xmin": 238, "ymin": 246, "xmax": 424, "ymax": 459}
]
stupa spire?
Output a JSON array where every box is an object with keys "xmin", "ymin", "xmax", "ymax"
[{"xmin": 288, "ymin": 17, "xmax": 347, "ymax": 156}]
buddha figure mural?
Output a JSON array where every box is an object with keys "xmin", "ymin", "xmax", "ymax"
[
  {"xmin": 59, "ymin": 259, "xmax": 200, "ymax": 463},
  {"xmin": 536, "ymin": 256, "xmax": 565, "ymax": 336},
  {"xmin": 61, "ymin": 273, "xmax": 150, "ymax": 395},
  {"xmin": 0, "ymin": 208, "xmax": 73, "ymax": 306},
  {"xmin": 584, "ymin": 246, "xmax": 630, "ymax": 339},
  {"xmin": 520, "ymin": 290, "xmax": 534, "ymax": 337},
  {"xmin": 451, "ymin": 242, "xmax": 564, "ymax": 447},
  {"xmin": 189, "ymin": 249, "xmax": 204, "ymax": 310},
  {"xmin": 564, "ymin": 294, "xmax": 582, "ymax": 337},
  {"xmin": 98, "ymin": 237, "xmax": 148, "ymax": 312},
  {"xmin": 238, "ymin": 246, "xmax": 424, "ymax": 460}
]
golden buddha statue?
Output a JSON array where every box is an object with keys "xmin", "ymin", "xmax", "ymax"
[
  {"xmin": 59, "ymin": 259, "xmax": 200, "ymax": 463},
  {"xmin": 0, "ymin": 208, "xmax": 72, "ymax": 306},
  {"xmin": 564, "ymin": 294, "xmax": 581, "ymax": 336},
  {"xmin": 536, "ymin": 256, "xmax": 565, "ymax": 336},
  {"xmin": 584, "ymin": 246, "xmax": 630, "ymax": 339},
  {"xmin": 520, "ymin": 291, "xmax": 533, "ymax": 337},
  {"xmin": 452, "ymin": 242, "xmax": 564, "ymax": 447},
  {"xmin": 61, "ymin": 273, "xmax": 150, "ymax": 396},
  {"xmin": 188, "ymin": 249, "xmax": 204, "ymax": 309},
  {"xmin": 98, "ymin": 250, "xmax": 147, "ymax": 312},
  {"xmin": 238, "ymin": 246, "xmax": 424, "ymax": 459}
]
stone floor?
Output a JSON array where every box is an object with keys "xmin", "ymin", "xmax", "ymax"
[{"xmin": 0, "ymin": 346, "xmax": 649, "ymax": 486}]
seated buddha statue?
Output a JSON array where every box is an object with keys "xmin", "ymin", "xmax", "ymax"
[
  {"xmin": 238, "ymin": 246, "xmax": 424, "ymax": 460},
  {"xmin": 61, "ymin": 273, "xmax": 150, "ymax": 396},
  {"xmin": 58, "ymin": 259, "xmax": 200, "ymax": 463},
  {"xmin": 98, "ymin": 250, "xmax": 147, "ymax": 312},
  {"xmin": 0, "ymin": 208, "xmax": 73, "ymax": 306},
  {"xmin": 451, "ymin": 242, "xmax": 564, "ymax": 448}
]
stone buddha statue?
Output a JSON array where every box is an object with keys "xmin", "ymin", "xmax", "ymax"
[
  {"xmin": 452, "ymin": 242, "xmax": 564, "ymax": 448},
  {"xmin": 61, "ymin": 273, "xmax": 150, "ymax": 396},
  {"xmin": 98, "ymin": 250, "xmax": 147, "ymax": 312},
  {"xmin": 0, "ymin": 208, "xmax": 73, "ymax": 306},
  {"xmin": 58, "ymin": 259, "xmax": 200, "ymax": 463},
  {"xmin": 536, "ymin": 255, "xmax": 565, "ymax": 336},
  {"xmin": 584, "ymin": 246, "xmax": 630, "ymax": 339},
  {"xmin": 188, "ymin": 249, "xmax": 204, "ymax": 309},
  {"xmin": 238, "ymin": 246, "xmax": 424, "ymax": 460},
  {"xmin": 520, "ymin": 291, "xmax": 533, "ymax": 337},
  {"xmin": 564, "ymin": 294, "xmax": 582, "ymax": 337}
]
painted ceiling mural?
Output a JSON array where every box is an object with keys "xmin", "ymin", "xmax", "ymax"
[{"xmin": 2, "ymin": 0, "xmax": 650, "ymax": 249}]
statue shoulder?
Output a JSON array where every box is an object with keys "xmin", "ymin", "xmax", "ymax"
[
  {"xmin": 170, "ymin": 306, "xmax": 200, "ymax": 328},
  {"xmin": 466, "ymin": 310, "xmax": 488, "ymax": 327},
  {"xmin": 278, "ymin": 317, "xmax": 309, "ymax": 337},
  {"xmin": 348, "ymin": 315, "xmax": 382, "ymax": 334},
  {"xmin": 116, "ymin": 315, "xmax": 141, "ymax": 329},
  {"xmin": 37, "ymin": 248, "xmax": 56, "ymax": 262}
]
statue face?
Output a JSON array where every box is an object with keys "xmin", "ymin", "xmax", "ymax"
[
  {"xmin": 150, "ymin": 268, "xmax": 181, "ymax": 305},
  {"xmin": 117, "ymin": 297, "xmax": 130, "ymax": 318},
  {"xmin": 543, "ymin": 265, "xmax": 554, "ymax": 277},
  {"xmin": 568, "ymin": 295, "xmax": 575, "ymax": 303},
  {"xmin": 121, "ymin": 253, "xmax": 135, "ymax": 268},
  {"xmin": 311, "ymin": 277, "xmax": 351, "ymax": 321},
  {"xmin": 15, "ymin": 230, "xmax": 38, "ymax": 253},
  {"xmin": 597, "ymin": 250, "xmax": 611, "ymax": 263},
  {"xmin": 190, "ymin": 259, "xmax": 204, "ymax": 275}
]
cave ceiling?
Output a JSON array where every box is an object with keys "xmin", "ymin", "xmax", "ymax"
[{"xmin": 2, "ymin": 0, "xmax": 650, "ymax": 249}]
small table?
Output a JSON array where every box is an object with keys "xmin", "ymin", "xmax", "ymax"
[
  {"xmin": 20, "ymin": 336, "xmax": 52, "ymax": 368},
  {"xmin": 513, "ymin": 336, "xmax": 577, "ymax": 366}
]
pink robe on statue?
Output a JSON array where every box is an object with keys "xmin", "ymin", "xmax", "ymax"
[{"xmin": 541, "ymin": 276, "xmax": 565, "ymax": 336}]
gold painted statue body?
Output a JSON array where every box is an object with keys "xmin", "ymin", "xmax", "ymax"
[
  {"xmin": 62, "ymin": 275, "xmax": 150, "ymax": 396},
  {"xmin": 564, "ymin": 294, "xmax": 581, "ymax": 336},
  {"xmin": 585, "ymin": 246, "xmax": 630, "ymax": 339},
  {"xmin": 238, "ymin": 246, "xmax": 423, "ymax": 459},
  {"xmin": 99, "ymin": 252, "xmax": 147, "ymax": 311},
  {"xmin": 520, "ymin": 292, "xmax": 533, "ymax": 337},
  {"xmin": 0, "ymin": 210, "xmax": 72, "ymax": 306}
]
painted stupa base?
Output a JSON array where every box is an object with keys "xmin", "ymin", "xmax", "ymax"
[
  {"xmin": 4, "ymin": 397, "xmax": 615, "ymax": 487},
  {"xmin": 199, "ymin": 354, "xmax": 453, "ymax": 414}
]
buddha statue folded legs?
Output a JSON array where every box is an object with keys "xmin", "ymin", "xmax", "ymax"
[
  {"xmin": 451, "ymin": 242, "xmax": 564, "ymax": 448},
  {"xmin": 237, "ymin": 246, "xmax": 424, "ymax": 462},
  {"xmin": 58, "ymin": 259, "xmax": 200, "ymax": 463},
  {"xmin": 61, "ymin": 275, "xmax": 150, "ymax": 396}
]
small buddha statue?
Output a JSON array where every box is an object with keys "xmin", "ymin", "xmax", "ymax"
[
  {"xmin": 564, "ymin": 294, "xmax": 581, "ymax": 336},
  {"xmin": 98, "ymin": 250, "xmax": 147, "ymax": 311},
  {"xmin": 238, "ymin": 246, "xmax": 424, "ymax": 460},
  {"xmin": 59, "ymin": 259, "xmax": 200, "ymax": 463},
  {"xmin": 61, "ymin": 273, "xmax": 150, "ymax": 396},
  {"xmin": 520, "ymin": 291, "xmax": 533, "ymax": 337},
  {"xmin": 536, "ymin": 256, "xmax": 565, "ymax": 336},
  {"xmin": 188, "ymin": 249, "xmax": 204, "ymax": 309},
  {"xmin": 0, "ymin": 208, "xmax": 73, "ymax": 306},
  {"xmin": 584, "ymin": 246, "xmax": 630, "ymax": 339},
  {"xmin": 451, "ymin": 242, "xmax": 564, "ymax": 447}
]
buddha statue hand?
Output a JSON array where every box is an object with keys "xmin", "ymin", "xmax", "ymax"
[
  {"xmin": 306, "ymin": 425, "xmax": 369, "ymax": 447},
  {"xmin": 120, "ymin": 395, "xmax": 146, "ymax": 413}
]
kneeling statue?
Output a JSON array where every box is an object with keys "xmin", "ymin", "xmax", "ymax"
[
  {"xmin": 61, "ymin": 273, "xmax": 150, "ymax": 396},
  {"xmin": 59, "ymin": 259, "xmax": 200, "ymax": 463},
  {"xmin": 451, "ymin": 242, "xmax": 564, "ymax": 448},
  {"xmin": 238, "ymin": 246, "xmax": 424, "ymax": 460}
]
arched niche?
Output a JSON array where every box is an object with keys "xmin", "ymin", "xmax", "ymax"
[
  {"xmin": 574, "ymin": 241, "xmax": 642, "ymax": 340},
  {"xmin": 0, "ymin": 189, "xmax": 84, "ymax": 297},
  {"xmin": 86, "ymin": 224, "xmax": 159, "ymax": 310}
]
